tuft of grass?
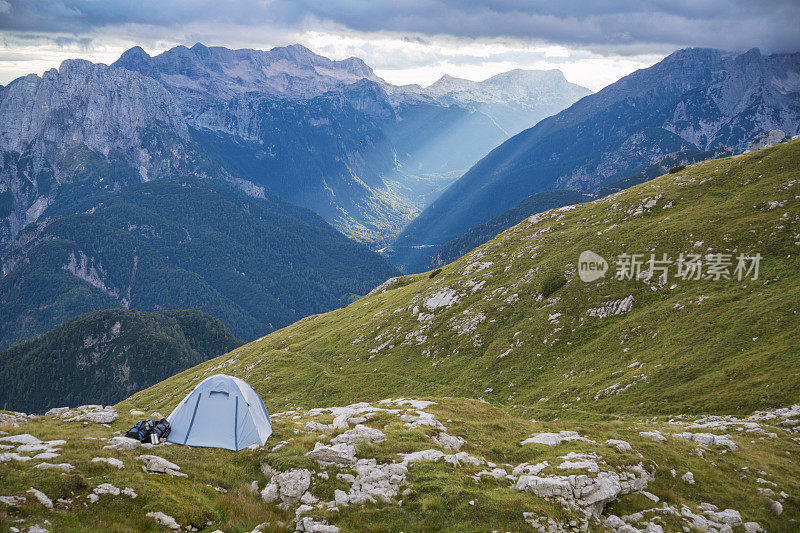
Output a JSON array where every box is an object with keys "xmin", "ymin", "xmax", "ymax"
[{"xmin": 540, "ymin": 273, "xmax": 567, "ymax": 298}]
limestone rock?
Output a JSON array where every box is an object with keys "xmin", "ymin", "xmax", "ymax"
[
  {"xmin": 515, "ymin": 465, "xmax": 652, "ymax": 517},
  {"xmin": 93, "ymin": 483, "xmax": 121, "ymax": 496},
  {"xmin": 27, "ymin": 488, "xmax": 53, "ymax": 509},
  {"xmin": 146, "ymin": 511, "xmax": 180, "ymax": 530},
  {"xmin": 639, "ymin": 431, "xmax": 666, "ymax": 443},
  {"xmin": 104, "ymin": 436, "xmax": 141, "ymax": 451},
  {"xmin": 0, "ymin": 434, "xmax": 41, "ymax": 445},
  {"xmin": 330, "ymin": 424, "xmax": 385, "ymax": 446},
  {"xmin": 92, "ymin": 457, "xmax": 125, "ymax": 469},
  {"xmin": 306, "ymin": 442, "xmax": 357, "ymax": 467},
  {"xmin": 672, "ymin": 432, "xmax": 738, "ymax": 451},
  {"xmin": 34, "ymin": 462, "xmax": 74, "ymax": 472},
  {"xmin": 606, "ymin": 439, "xmax": 633, "ymax": 452},
  {"xmin": 521, "ymin": 431, "xmax": 595, "ymax": 446},
  {"xmin": 432, "ymin": 432, "xmax": 466, "ymax": 450},
  {"xmin": 138, "ymin": 455, "xmax": 186, "ymax": 477},
  {"xmin": 276, "ymin": 469, "xmax": 312, "ymax": 503},
  {"xmin": 261, "ymin": 481, "xmax": 279, "ymax": 503}
]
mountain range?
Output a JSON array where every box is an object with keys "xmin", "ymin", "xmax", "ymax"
[
  {"xmin": 392, "ymin": 48, "xmax": 800, "ymax": 272},
  {"xmin": 0, "ymin": 44, "xmax": 591, "ymax": 349}
]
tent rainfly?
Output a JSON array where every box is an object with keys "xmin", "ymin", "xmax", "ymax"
[{"xmin": 166, "ymin": 374, "xmax": 271, "ymax": 451}]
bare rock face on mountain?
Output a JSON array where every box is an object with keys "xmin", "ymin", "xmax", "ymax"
[
  {"xmin": 426, "ymin": 69, "xmax": 592, "ymax": 136},
  {"xmin": 0, "ymin": 59, "xmax": 200, "ymax": 247},
  {"xmin": 746, "ymin": 130, "xmax": 790, "ymax": 152}
]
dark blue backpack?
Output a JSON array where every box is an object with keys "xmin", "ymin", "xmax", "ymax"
[{"xmin": 125, "ymin": 418, "xmax": 155, "ymax": 442}]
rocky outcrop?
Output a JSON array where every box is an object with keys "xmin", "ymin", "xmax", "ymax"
[{"xmin": 516, "ymin": 465, "xmax": 653, "ymax": 517}]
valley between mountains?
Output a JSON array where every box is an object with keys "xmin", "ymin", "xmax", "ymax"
[{"xmin": 1, "ymin": 137, "xmax": 798, "ymax": 532}]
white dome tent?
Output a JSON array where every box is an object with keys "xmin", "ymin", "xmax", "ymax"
[{"xmin": 166, "ymin": 374, "xmax": 271, "ymax": 451}]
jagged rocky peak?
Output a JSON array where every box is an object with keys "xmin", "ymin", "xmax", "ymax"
[
  {"xmin": 112, "ymin": 42, "xmax": 383, "ymax": 103},
  {"xmin": 0, "ymin": 58, "xmax": 187, "ymax": 155},
  {"xmin": 425, "ymin": 68, "xmax": 591, "ymax": 106}
]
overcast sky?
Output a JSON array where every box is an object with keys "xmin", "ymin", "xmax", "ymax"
[{"xmin": 0, "ymin": 1, "xmax": 798, "ymax": 90}]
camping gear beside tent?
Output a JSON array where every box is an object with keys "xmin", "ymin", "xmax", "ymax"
[
  {"xmin": 125, "ymin": 418, "xmax": 156, "ymax": 442},
  {"xmin": 165, "ymin": 374, "xmax": 271, "ymax": 451}
]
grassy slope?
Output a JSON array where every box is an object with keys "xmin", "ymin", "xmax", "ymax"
[{"xmin": 131, "ymin": 139, "xmax": 800, "ymax": 417}]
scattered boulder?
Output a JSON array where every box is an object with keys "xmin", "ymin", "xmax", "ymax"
[
  {"xmin": 338, "ymin": 459, "xmax": 408, "ymax": 505},
  {"xmin": 60, "ymin": 405, "xmax": 118, "ymax": 424},
  {"xmin": 515, "ymin": 465, "xmax": 652, "ymax": 517},
  {"xmin": 0, "ymin": 495, "xmax": 25, "ymax": 506},
  {"xmin": 34, "ymin": 463, "xmax": 74, "ymax": 472},
  {"xmin": 304, "ymin": 421, "xmax": 333, "ymax": 433},
  {"xmin": 512, "ymin": 462, "xmax": 549, "ymax": 476},
  {"xmin": 31, "ymin": 452, "xmax": 60, "ymax": 460},
  {"xmin": 606, "ymin": 439, "xmax": 633, "ymax": 452},
  {"xmin": 672, "ymin": 432, "xmax": 738, "ymax": 451},
  {"xmin": 442, "ymin": 452, "xmax": 481, "ymax": 467},
  {"xmin": 27, "ymin": 488, "xmax": 53, "ymax": 509},
  {"xmin": 681, "ymin": 471, "xmax": 695, "ymax": 484},
  {"xmin": 432, "ymin": 432, "xmax": 466, "ymax": 450},
  {"xmin": 0, "ymin": 452, "xmax": 32, "ymax": 462},
  {"xmin": 104, "ymin": 436, "xmax": 141, "ymax": 451},
  {"xmin": 138, "ymin": 455, "xmax": 186, "ymax": 477},
  {"xmin": 296, "ymin": 515, "xmax": 339, "ymax": 532},
  {"xmin": 769, "ymin": 499, "xmax": 783, "ymax": 516},
  {"xmin": 704, "ymin": 509, "xmax": 742, "ymax": 527},
  {"xmin": 398, "ymin": 449, "xmax": 445, "ymax": 465},
  {"xmin": 0, "ymin": 434, "xmax": 41, "ymax": 445},
  {"xmin": 276, "ymin": 469, "xmax": 312, "ymax": 503},
  {"xmin": 639, "ymin": 431, "xmax": 666, "ymax": 443},
  {"xmin": 400, "ymin": 411, "xmax": 444, "ymax": 430},
  {"xmin": 261, "ymin": 481, "xmax": 279, "ymax": 503},
  {"xmin": 521, "ymin": 431, "xmax": 595, "ymax": 446},
  {"xmin": 93, "ymin": 483, "xmax": 121, "ymax": 497},
  {"xmin": 146, "ymin": 511, "xmax": 180, "ymax": 530},
  {"xmin": 92, "ymin": 457, "xmax": 125, "ymax": 469},
  {"xmin": 330, "ymin": 425, "xmax": 385, "ymax": 446},
  {"xmin": 306, "ymin": 442, "xmax": 357, "ymax": 467}
]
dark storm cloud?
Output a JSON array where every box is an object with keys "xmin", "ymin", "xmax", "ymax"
[{"xmin": 0, "ymin": 0, "xmax": 798, "ymax": 54}]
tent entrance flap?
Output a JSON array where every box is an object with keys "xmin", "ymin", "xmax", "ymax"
[{"xmin": 165, "ymin": 374, "xmax": 272, "ymax": 451}]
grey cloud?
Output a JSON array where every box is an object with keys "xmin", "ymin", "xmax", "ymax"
[{"xmin": 0, "ymin": 0, "xmax": 798, "ymax": 54}]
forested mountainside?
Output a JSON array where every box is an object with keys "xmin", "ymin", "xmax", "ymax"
[
  {"xmin": 0, "ymin": 177, "xmax": 398, "ymax": 349},
  {"xmin": 393, "ymin": 48, "xmax": 800, "ymax": 272},
  {"xmin": 0, "ymin": 309, "xmax": 241, "ymax": 413}
]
